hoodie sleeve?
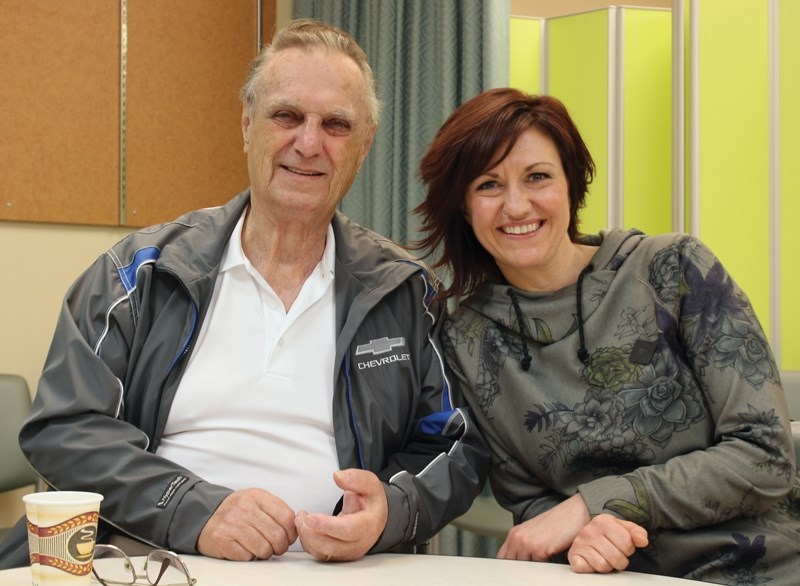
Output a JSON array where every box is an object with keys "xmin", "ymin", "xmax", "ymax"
[{"xmin": 577, "ymin": 235, "xmax": 795, "ymax": 530}]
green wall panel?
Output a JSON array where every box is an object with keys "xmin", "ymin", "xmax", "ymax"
[
  {"xmin": 547, "ymin": 9, "xmax": 671, "ymax": 237},
  {"xmin": 622, "ymin": 9, "xmax": 672, "ymax": 235},
  {"xmin": 780, "ymin": 0, "xmax": 800, "ymax": 369},
  {"xmin": 696, "ymin": 0, "xmax": 771, "ymax": 333},
  {"xmin": 547, "ymin": 10, "xmax": 609, "ymax": 235},
  {"xmin": 510, "ymin": 17, "xmax": 541, "ymax": 95}
]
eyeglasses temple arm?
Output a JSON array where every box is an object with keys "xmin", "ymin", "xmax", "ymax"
[{"xmin": 151, "ymin": 558, "xmax": 171, "ymax": 586}]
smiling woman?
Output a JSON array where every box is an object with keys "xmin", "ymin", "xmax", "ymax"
[
  {"xmin": 415, "ymin": 90, "xmax": 594, "ymax": 300},
  {"xmin": 463, "ymin": 127, "xmax": 593, "ymax": 293},
  {"xmin": 414, "ymin": 87, "xmax": 800, "ymax": 584}
]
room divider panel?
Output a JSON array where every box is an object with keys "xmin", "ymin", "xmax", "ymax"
[{"xmin": 545, "ymin": 7, "xmax": 672, "ymax": 236}]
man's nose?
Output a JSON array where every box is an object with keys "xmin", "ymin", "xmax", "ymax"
[{"xmin": 294, "ymin": 120, "xmax": 323, "ymax": 157}]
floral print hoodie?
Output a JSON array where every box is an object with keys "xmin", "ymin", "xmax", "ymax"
[{"xmin": 443, "ymin": 228, "xmax": 800, "ymax": 583}]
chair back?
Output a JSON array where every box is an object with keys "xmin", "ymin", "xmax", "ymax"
[{"xmin": 0, "ymin": 374, "xmax": 37, "ymax": 492}]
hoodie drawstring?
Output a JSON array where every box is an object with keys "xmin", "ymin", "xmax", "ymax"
[
  {"xmin": 506, "ymin": 288, "xmax": 532, "ymax": 371},
  {"xmin": 507, "ymin": 262, "xmax": 594, "ymax": 371},
  {"xmin": 576, "ymin": 263, "xmax": 594, "ymax": 364}
]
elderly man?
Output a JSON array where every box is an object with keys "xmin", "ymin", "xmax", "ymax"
[{"xmin": 0, "ymin": 19, "xmax": 488, "ymax": 567}]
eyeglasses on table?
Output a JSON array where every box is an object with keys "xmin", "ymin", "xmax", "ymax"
[{"xmin": 91, "ymin": 543, "xmax": 196, "ymax": 586}]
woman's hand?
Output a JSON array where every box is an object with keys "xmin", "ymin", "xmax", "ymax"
[
  {"xmin": 497, "ymin": 493, "xmax": 590, "ymax": 561},
  {"xmin": 567, "ymin": 513, "xmax": 649, "ymax": 573}
]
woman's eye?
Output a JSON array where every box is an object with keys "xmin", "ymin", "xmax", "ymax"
[
  {"xmin": 528, "ymin": 172, "xmax": 550, "ymax": 182},
  {"xmin": 475, "ymin": 180, "xmax": 499, "ymax": 191}
]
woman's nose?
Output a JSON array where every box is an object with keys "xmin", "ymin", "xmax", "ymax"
[{"xmin": 502, "ymin": 185, "xmax": 531, "ymax": 218}]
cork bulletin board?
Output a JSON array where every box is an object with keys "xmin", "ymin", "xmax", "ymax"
[
  {"xmin": 124, "ymin": 0, "xmax": 257, "ymax": 227},
  {"xmin": 0, "ymin": 0, "xmax": 121, "ymax": 225},
  {"xmin": 0, "ymin": 0, "xmax": 274, "ymax": 228}
]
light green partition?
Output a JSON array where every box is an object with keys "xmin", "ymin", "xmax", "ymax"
[
  {"xmin": 509, "ymin": 17, "xmax": 542, "ymax": 95},
  {"xmin": 622, "ymin": 9, "xmax": 671, "ymax": 235},
  {"xmin": 780, "ymin": 0, "xmax": 800, "ymax": 369},
  {"xmin": 547, "ymin": 8, "xmax": 671, "ymax": 236},
  {"xmin": 693, "ymin": 0, "xmax": 771, "ymax": 335},
  {"xmin": 547, "ymin": 10, "xmax": 609, "ymax": 234}
]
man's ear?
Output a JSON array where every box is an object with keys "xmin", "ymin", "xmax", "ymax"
[
  {"xmin": 360, "ymin": 123, "xmax": 378, "ymax": 164},
  {"xmin": 241, "ymin": 105, "xmax": 251, "ymax": 152}
]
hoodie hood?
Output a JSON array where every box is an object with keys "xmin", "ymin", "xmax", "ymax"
[{"xmin": 463, "ymin": 229, "xmax": 646, "ymax": 369}]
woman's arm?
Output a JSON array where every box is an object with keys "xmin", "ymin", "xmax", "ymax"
[{"xmin": 578, "ymin": 236, "xmax": 794, "ymax": 530}]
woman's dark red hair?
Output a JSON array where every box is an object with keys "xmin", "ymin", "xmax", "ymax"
[{"xmin": 414, "ymin": 89, "xmax": 595, "ymax": 301}]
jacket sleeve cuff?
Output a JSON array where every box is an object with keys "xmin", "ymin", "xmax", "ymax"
[
  {"xmin": 370, "ymin": 483, "xmax": 410, "ymax": 553},
  {"xmin": 166, "ymin": 482, "xmax": 233, "ymax": 553}
]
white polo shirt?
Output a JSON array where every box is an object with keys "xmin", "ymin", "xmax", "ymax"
[{"xmin": 156, "ymin": 210, "xmax": 340, "ymax": 550}]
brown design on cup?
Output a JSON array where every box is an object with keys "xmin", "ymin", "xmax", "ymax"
[{"xmin": 27, "ymin": 512, "xmax": 99, "ymax": 576}]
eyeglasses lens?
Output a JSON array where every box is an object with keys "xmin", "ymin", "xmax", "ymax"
[{"xmin": 93, "ymin": 547, "xmax": 136, "ymax": 584}]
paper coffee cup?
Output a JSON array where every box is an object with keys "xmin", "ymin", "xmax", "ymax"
[{"xmin": 23, "ymin": 491, "xmax": 104, "ymax": 586}]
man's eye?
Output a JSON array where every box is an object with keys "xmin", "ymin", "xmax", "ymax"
[
  {"xmin": 273, "ymin": 111, "xmax": 301, "ymax": 125},
  {"xmin": 324, "ymin": 118, "xmax": 352, "ymax": 134}
]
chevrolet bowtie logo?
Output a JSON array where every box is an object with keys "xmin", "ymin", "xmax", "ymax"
[{"xmin": 355, "ymin": 336, "xmax": 406, "ymax": 356}]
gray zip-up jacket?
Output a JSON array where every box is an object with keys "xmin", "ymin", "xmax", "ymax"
[{"xmin": 5, "ymin": 190, "xmax": 489, "ymax": 561}]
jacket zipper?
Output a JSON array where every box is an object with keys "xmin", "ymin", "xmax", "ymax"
[
  {"xmin": 150, "ymin": 269, "xmax": 199, "ymax": 450},
  {"xmin": 343, "ymin": 353, "xmax": 365, "ymax": 469}
]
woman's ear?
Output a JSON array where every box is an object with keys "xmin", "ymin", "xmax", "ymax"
[{"xmin": 462, "ymin": 200, "xmax": 472, "ymax": 226}]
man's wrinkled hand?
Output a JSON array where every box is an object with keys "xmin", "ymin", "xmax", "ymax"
[
  {"xmin": 295, "ymin": 469, "xmax": 388, "ymax": 562},
  {"xmin": 197, "ymin": 488, "xmax": 297, "ymax": 561}
]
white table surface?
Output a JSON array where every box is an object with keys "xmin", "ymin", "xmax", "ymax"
[{"xmin": 0, "ymin": 552, "xmax": 701, "ymax": 585}]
